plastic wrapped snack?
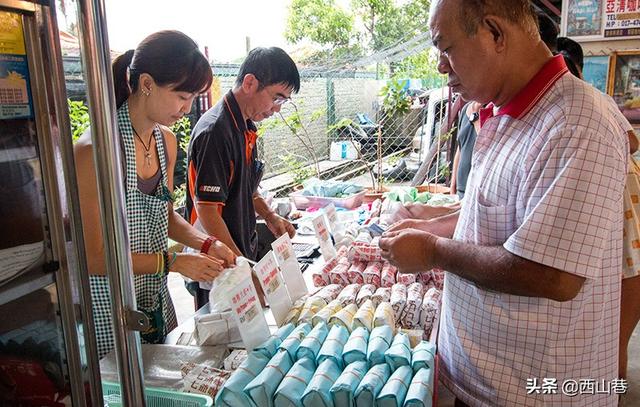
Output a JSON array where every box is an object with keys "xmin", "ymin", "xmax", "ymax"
[
  {"xmin": 342, "ymin": 326, "xmax": 369, "ymax": 365},
  {"xmin": 381, "ymin": 263, "xmax": 397, "ymax": 287},
  {"xmin": 330, "ymin": 360, "xmax": 368, "ymax": 407},
  {"xmin": 296, "ymin": 321, "xmax": 329, "ymax": 360},
  {"xmin": 363, "ymin": 261, "xmax": 383, "ymax": 287},
  {"xmin": 312, "ymin": 299, "xmax": 343, "ymax": 327},
  {"xmin": 215, "ymin": 351, "xmax": 269, "ymax": 406},
  {"xmin": 245, "ymin": 350, "xmax": 293, "ymax": 407},
  {"xmin": 371, "ymin": 287, "xmax": 391, "ymax": 307},
  {"xmin": 416, "ymin": 272, "xmax": 432, "ymax": 286},
  {"xmin": 273, "ymin": 357, "xmax": 316, "ymax": 407},
  {"xmin": 298, "ymin": 296, "xmax": 328, "ymax": 324},
  {"xmin": 337, "ymin": 283, "xmax": 362, "ymax": 307},
  {"xmin": 352, "ymin": 299, "xmax": 375, "ymax": 332},
  {"xmin": 354, "ymin": 363, "xmax": 392, "ymax": 407},
  {"xmin": 401, "ymin": 283, "xmax": 425, "ymax": 329},
  {"xmin": 316, "ymin": 324, "xmax": 349, "ymax": 369},
  {"xmin": 356, "ymin": 284, "xmax": 376, "ymax": 307},
  {"xmin": 404, "ymin": 367, "xmax": 434, "ymax": 407},
  {"xmin": 194, "ymin": 311, "xmax": 240, "ymax": 346},
  {"xmin": 301, "ymin": 358, "xmax": 341, "ymax": 407},
  {"xmin": 278, "ymin": 322, "xmax": 312, "ymax": 360},
  {"xmin": 384, "ymin": 332, "xmax": 412, "ymax": 371},
  {"xmin": 390, "ymin": 284, "xmax": 407, "ymax": 321},
  {"xmin": 347, "ymin": 261, "xmax": 367, "ymax": 284},
  {"xmin": 254, "ymin": 323, "xmax": 296, "ymax": 359},
  {"xmin": 313, "ymin": 257, "xmax": 340, "ymax": 287},
  {"xmin": 328, "ymin": 303, "xmax": 358, "ymax": 332},
  {"xmin": 375, "ymin": 365, "xmax": 413, "ymax": 407},
  {"xmin": 283, "ymin": 295, "xmax": 308, "ymax": 325},
  {"xmin": 397, "ymin": 272, "xmax": 417, "ymax": 286},
  {"xmin": 412, "ymin": 340, "xmax": 437, "ymax": 373},
  {"xmin": 314, "ymin": 284, "xmax": 343, "ymax": 304},
  {"xmin": 373, "ymin": 302, "xmax": 395, "ymax": 330},
  {"xmin": 419, "ymin": 288, "xmax": 442, "ymax": 339}
]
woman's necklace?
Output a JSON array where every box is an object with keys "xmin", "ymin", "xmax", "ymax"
[{"xmin": 132, "ymin": 125, "xmax": 153, "ymax": 167}]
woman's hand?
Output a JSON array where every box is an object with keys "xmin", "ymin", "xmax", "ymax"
[
  {"xmin": 172, "ymin": 252, "xmax": 224, "ymax": 282},
  {"xmin": 206, "ymin": 240, "xmax": 236, "ymax": 267}
]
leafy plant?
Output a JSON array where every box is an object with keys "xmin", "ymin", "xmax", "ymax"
[
  {"xmin": 68, "ymin": 99, "xmax": 90, "ymax": 143},
  {"xmin": 280, "ymin": 152, "xmax": 316, "ymax": 185},
  {"xmin": 172, "ymin": 116, "xmax": 192, "ymax": 208},
  {"xmin": 379, "ymin": 79, "xmax": 411, "ymax": 117}
]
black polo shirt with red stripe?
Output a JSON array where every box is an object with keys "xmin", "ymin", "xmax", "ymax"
[{"xmin": 185, "ymin": 90, "xmax": 260, "ymax": 260}]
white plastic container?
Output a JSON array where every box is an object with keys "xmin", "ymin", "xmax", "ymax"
[{"xmin": 329, "ymin": 140, "xmax": 360, "ymax": 161}]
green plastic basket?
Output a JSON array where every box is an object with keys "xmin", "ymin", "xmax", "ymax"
[{"xmin": 102, "ymin": 382, "xmax": 213, "ymax": 407}]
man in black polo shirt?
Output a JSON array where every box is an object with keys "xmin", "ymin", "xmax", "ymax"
[{"xmin": 186, "ymin": 47, "xmax": 299, "ymax": 308}]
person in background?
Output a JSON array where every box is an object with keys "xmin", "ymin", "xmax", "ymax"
[
  {"xmin": 380, "ymin": 0, "xmax": 627, "ymax": 405},
  {"xmin": 557, "ymin": 36, "xmax": 584, "ymax": 78},
  {"xmin": 75, "ymin": 31, "xmax": 235, "ymax": 358},
  {"xmin": 450, "ymin": 100, "xmax": 482, "ymax": 199},
  {"xmin": 185, "ymin": 47, "xmax": 299, "ymax": 309},
  {"xmin": 537, "ymin": 11, "xmax": 558, "ymax": 52}
]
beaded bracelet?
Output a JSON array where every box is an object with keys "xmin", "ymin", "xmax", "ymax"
[{"xmin": 168, "ymin": 252, "xmax": 178, "ymax": 272}]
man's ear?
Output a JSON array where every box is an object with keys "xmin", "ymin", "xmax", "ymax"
[
  {"xmin": 241, "ymin": 73, "xmax": 260, "ymax": 94},
  {"xmin": 482, "ymin": 15, "xmax": 507, "ymax": 53}
]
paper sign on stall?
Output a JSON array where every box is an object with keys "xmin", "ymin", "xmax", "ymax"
[
  {"xmin": 253, "ymin": 250, "xmax": 292, "ymax": 326},
  {"xmin": 324, "ymin": 203, "xmax": 338, "ymax": 231},
  {"xmin": 313, "ymin": 212, "xmax": 337, "ymax": 261},
  {"xmin": 227, "ymin": 271, "xmax": 270, "ymax": 350},
  {"xmin": 272, "ymin": 234, "xmax": 308, "ymax": 302}
]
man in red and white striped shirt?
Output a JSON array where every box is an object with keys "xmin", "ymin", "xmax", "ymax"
[{"xmin": 380, "ymin": 1, "xmax": 627, "ymax": 405}]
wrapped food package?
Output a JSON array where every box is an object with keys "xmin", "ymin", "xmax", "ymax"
[
  {"xmin": 412, "ymin": 340, "xmax": 437, "ymax": 373},
  {"xmin": 371, "ymin": 287, "xmax": 391, "ymax": 307},
  {"xmin": 273, "ymin": 357, "xmax": 316, "ymax": 407},
  {"xmin": 244, "ymin": 350, "xmax": 293, "ymax": 407},
  {"xmin": 416, "ymin": 272, "xmax": 432, "ymax": 286},
  {"xmin": 296, "ymin": 322, "xmax": 329, "ymax": 360},
  {"xmin": 215, "ymin": 351, "xmax": 269, "ymax": 406},
  {"xmin": 404, "ymin": 367, "xmax": 435, "ymax": 407},
  {"xmin": 384, "ymin": 332, "xmax": 412, "ymax": 371},
  {"xmin": 398, "ymin": 328, "xmax": 425, "ymax": 349},
  {"xmin": 283, "ymin": 295, "xmax": 308, "ymax": 325},
  {"xmin": 400, "ymin": 283, "xmax": 425, "ymax": 329},
  {"xmin": 430, "ymin": 268, "xmax": 445, "ymax": 290},
  {"xmin": 390, "ymin": 284, "xmax": 407, "ymax": 321},
  {"xmin": 254, "ymin": 323, "xmax": 295, "ymax": 359},
  {"xmin": 363, "ymin": 261, "xmax": 383, "ymax": 287},
  {"xmin": 337, "ymin": 283, "xmax": 362, "ymax": 307},
  {"xmin": 397, "ymin": 272, "xmax": 417, "ymax": 286},
  {"xmin": 181, "ymin": 362, "xmax": 231, "ymax": 400},
  {"xmin": 367, "ymin": 325, "xmax": 394, "ymax": 366},
  {"xmin": 352, "ymin": 299, "xmax": 376, "ymax": 332},
  {"xmin": 347, "ymin": 261, "xmax": 367, "ymax": 284},
  {"xmin": 381, "ymin": 263, "xmax": 397, "ymax": 287},
  {"xmin": 419, "ymin": 288, "xmax": 442, "ymax": 340},
  {"xmin": 278, "ymin": 322, "xmax": 312, "ymax": 360},
  {"xmin": 301, "ymin": 359, "xmax": 342, "ymax": 407},
  {"xmin": 342, "ymin": 326, "xmax": 370, "ymax": 365},
  {"xmin": 329, "ymin": 360, "xmax": 368, "ymax": 407},
  {"xmin": 223, "ymin": 349, "xmax": 248, "ymax": 371},
  {"xmin": 328, "ymin": 303, "xmax": 358, "ymax": 332},
  {"xmin": 375, "ymin": 365, "xmax": 413, "ymax": 407},
  {"xmin": 312, "ymin": 299, "xmax": 343, "ymax": 327},
  {"xmin": 354, "ymin": 363, "xmax": 392, "ymax": 407},
  {"xmin": 194, "ymin": 311, "xmax": 241, "ymax": 346},
  {"xmin": 313, "ymin": 257, "xmax": 339, "ymax": 287},
  {"xmin": 298, "ymin": 296, "xmax": 328, "ymax": 324},
  {"xmin": 314, "ymin": 284, "xmax": 343, "ymax": 304},
  {"xmin": 330, "ymin": 263, "xmax": 351, "ymax": 286},
  {"xmin": 373, "ymin": 302, "xmax": 395, "ymax": 330},
  {"xmin": 350, "ymin": 237, "xmax": 383, "ymax": 262},
  {"xmin": 356, "ymin": 284, "xmax": 377, "ymax": 307},
  {"xmin": 316, "ymin": 324, "xmax": 349, "ymax": 369}
]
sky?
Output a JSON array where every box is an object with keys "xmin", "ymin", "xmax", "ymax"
[{"xmin": 62, "ymin": 0, "xmax": 294, "ymax": 62}]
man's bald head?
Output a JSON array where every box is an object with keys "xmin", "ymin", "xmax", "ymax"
[{"xmin": 430, "ymin": 0, "xmax": 539, "ymax": 38}]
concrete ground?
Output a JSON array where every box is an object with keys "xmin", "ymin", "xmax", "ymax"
[{"xmin": 168, "ymin": 272, "xmax": 640, "ymax": 406}]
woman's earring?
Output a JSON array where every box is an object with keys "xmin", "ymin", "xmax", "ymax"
[{"xmin": 142, "ymin": 88, "xmax": 150, "ymax": 96}]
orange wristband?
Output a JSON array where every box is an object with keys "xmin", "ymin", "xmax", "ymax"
[{"xmin": 200, "ymin": 236, "xmax": 218, "ymax": 254}]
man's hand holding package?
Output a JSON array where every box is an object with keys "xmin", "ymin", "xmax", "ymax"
[
  {"xmin": 379, "ymin": 229, "xmax": 438, "ymax": 273},
  {"xmin": 266, "ymin": 213, "xmax": 296, "ymax": 238}
]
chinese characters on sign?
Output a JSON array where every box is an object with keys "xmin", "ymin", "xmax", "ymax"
[
  {"xmin": 605, "ymin": 0, "xmax": 640, "ymax": 37},
  {"xmin": 526, "ymin": 377, "xmax": 628, "ymax": 396}
]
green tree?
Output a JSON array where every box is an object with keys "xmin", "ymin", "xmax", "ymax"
[{"xmin": 285, "ymin": 0, "xmax": 357, "ymax": 52}]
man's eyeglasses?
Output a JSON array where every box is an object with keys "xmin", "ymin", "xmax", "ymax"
[{"xmin": 273, "ymin": 95, "xmax": 291, "ymax": 106}]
